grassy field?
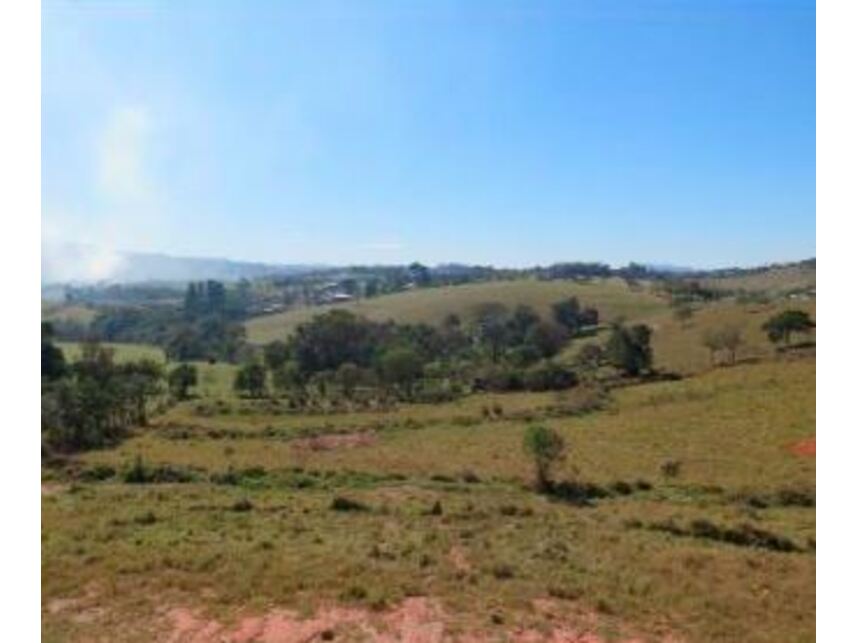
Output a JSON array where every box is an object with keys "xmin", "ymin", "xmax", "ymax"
[
  {"xmin": 647, "ymin": 299, "xmax": 815, "ymax": 375},
  {"xmin": 56, "ymin": 341, "xmax": 167, "ymax": 364},
  {"xmin": 43, "ymin": 356, "xmax": 815, "ymax": 642},
  {"xmin": 42, "ymin": 303, "xmax": 98, "ymax": 325},
  {"xmin": 56, "ymin": 342, "xmax": 239, "ymax": 398},
  {"xmin": 244, "ymin": 278, "xmax": 669, "ymax": 344},
  {"xmin": 701, "ymin": 264, "xmax": 815, "ymax": 294}
]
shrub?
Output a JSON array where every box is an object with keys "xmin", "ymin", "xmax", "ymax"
[
  {"xmin": 523, "ymin": 425, "xmax": 566, "ymax": 491},
  {"xmin": 134, "ymin": 511, "xmax": 157, "ymax": 525},
  {"xmin": 522, "ymin": 361, "xmax": 578, "ymax": 392},
  {"xmin": 232, "ymin": 498, "xmax": 254, "ymax": 512},
  {"xmin": 551, "ymin": 480, "xmax": 610, "ymax": 505},
  {"xmin": 330, "ymin": 496, "xmax": 368, "ymax": 512},
  {"xmin": 610, "ymin": 480, "xmax": 633, "ymax": 495},
  {"xmin": 660, "ymin": 459, "xmax": 682, "ymax": 479},
  {"xmin": 491, "ymin": 563, "xmax": 515, "ymax": 579},
  {"xmin": 122, "ymin": 457, "xmax": 197, "ymax": 484},
  {"xmin": 459, "ymin": 469, "xmax": 481, "ymax": 484},
  {"xmin": 78, "ymin": 464, "xmax": 116, "ymax": 482}
]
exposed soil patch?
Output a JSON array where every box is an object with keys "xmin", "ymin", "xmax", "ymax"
[
  {"xmin": 41, "ymin": 483, "xmax": 68, "ymax": 496},
  {"xmin": 154, "ymin": 597, "xmax": 667, "ymax": 643},
  {"xmin": 448, "ymin": 545, "xmax": 472, "ymax": 573},
  {"xmin": 164, "ymin": 598, "xmax": 441, "ymax": 642},
  {"xmin": 291, "ymin": 431, "xmax": 378, "ymax": 452},
  {"xmin": 789, "ymin": 437, "xmax": 815, "ymax": 458}
]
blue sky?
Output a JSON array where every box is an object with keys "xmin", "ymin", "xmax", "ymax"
[{"xmin": 42, "ymin": 0, "xmax": 815, "ymax": 270}]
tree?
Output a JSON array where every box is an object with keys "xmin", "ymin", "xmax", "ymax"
[
  {"xmin": 605, "ymin": 323, "xmax": 653, "ymax": 376},
  {"xmin": 508, "ymin": 305, "xmax": 541, "ymax": 343},
  {"xmin": 379, "ymin": 347, "xmax": 424, "ymax": 398},
  {"xmin": 234, "ymin": 363, "xmax": 267, "ymax": 398},
  {"xmin": 719, "ymin": 327, "xmax": 743, "ymax": 364},
  {"xmin": 523, "ymin": 425, "xmax": 566, "ymax": 492},
  {"xmin": 408, "ymin": 262, "xmax": 431, "ymax": 287},
  {"xmin": 335, "ymin": 362, "xmax": 363, "ymax": 398},
  {"xmin": 701, "ymin": 330, "xmax": 722, "ymax": 365},
  {"xmin": 552, "ymin": 297, "xmax": 582, "ymax": 333},
  {"xmin": 701, "ymin": 327, "xmax": 744, "ymax": 366},
  {"xmin": 263, "ymin": 340, "xmax": 290, "ymax": 371},
  {"xmin": 524, "ymin": 321, "xmax": 567, "ymax": 358},
  {"xmin": 168, "ymin": 364, "xmax": 198, "ymax": 400},
  {"xmin": 762, "ymin": 310, "xmax": 815, "ymax": 347},
  {"xmin": 289, "ymin": 310, "xmax": 375, "ymax": 374},
  {"xmin": 474, "ymin": 303, "xmax": 509, "ymax": 362},
  {"xmin": 41, "ymin": 322, "xmax": 66, "ymax": 381},
  {"xmin": 272, "ymin": 361, "xmax": 305, "ymax": 394},
  {"xmin": 120, "ymin": 359, "xmax": 164, "ymax": 425}
]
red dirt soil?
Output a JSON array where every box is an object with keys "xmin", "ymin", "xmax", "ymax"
[
  {"xmin": 158, "ymin": 597, "xmax": 679, "ymax": 642},
  {"xmin": 789, "ymin": 437, "xmax": 815, "ymax": 457},
  {"xmin": 291, "ymin": 431, "xmax": 378, "ymax": 452}
]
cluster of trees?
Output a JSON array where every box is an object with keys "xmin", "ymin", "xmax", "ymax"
[
  {"xmin": 41, "ymin": 326, "xmax": 165, "ymax": 454},
  {"xmin": 52, "ymin": 281, "xmax": 250, "ymax": 364},
  {"xmin": 535, "ymin": 262, "xmax": 612, "ymax": 281},
  {"xmin": 231, "ymin": 297, "xmax": 653, "ymax": 402},
  {"xmin": 658, "ymin": 280, "xmax": 724, "ymax": 304}
]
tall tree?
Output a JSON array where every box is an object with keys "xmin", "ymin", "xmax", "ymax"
[{"xmin": 762, "ymin": 310, "xmax": 815, "ymax": 347}]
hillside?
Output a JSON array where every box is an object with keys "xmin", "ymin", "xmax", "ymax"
[
  {"xmin": 45, "ymin": 356, "xmax": 815, "ymax": 642},
  {"xmin": 701, "ymin": 262, "xmax": 816, "ymax": 294},
  {"xmin": 244, "ymin": 277, "xmax": 668, "ymax": 344}
]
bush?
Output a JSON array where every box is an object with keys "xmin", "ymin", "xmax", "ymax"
[
  {"xmin": 78, "ymin": 464, "xmax": 116, "ymax": 482},
  {"xmin": 232, "ymin": 498, "xmax": 254, "ymax": 512},
  {"xmin": 523, "ymin": 425, "xmax": 566, "ymax": 491},
  {"xmin": 330, "ymin": 496, "xmax": 369, "ymax": 512},
  {"xmin": 522, "ymin": 361, "xmax": 578, "ymax": 392},
  {"xmin": 660, "ymin": 459, "xmax": 682, "ymax": 479},
  {"xmin": 134, "ymin": 511, "xmax": 157, "ymax": 525},
  {"xmin": 459, "ymin": 469, "xmax": 481, "ymax": 484},
  {"xmin": 122, "ymin": 456, "xmax": 197, "ymax": 484},
  {"xmin": 644, "ymin": 518, "xmax": 801, "ymax": 552},
  {"xmin": 551, "ymin": 480, "xmax": 610, "ymax": 505}
]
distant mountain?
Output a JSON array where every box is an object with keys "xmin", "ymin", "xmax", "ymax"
[
  {"xmin": 41, "ymin": 243, "xmax": 322, "ymax": 285},
  {"xmin": 642, "ymin": 263, "xmax": 696, "ymax": 274}
]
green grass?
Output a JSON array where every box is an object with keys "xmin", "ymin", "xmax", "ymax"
[
  {"xmin": 57, "ymin": 341, "xmax": 167, "ymax": 364},
  {"xmin": 244, "ymin": 277, "xmax": 669, "ymax": 344},
  {"xmin": 56, "ymin": 342, "xmax": 238, "ymax": 398},
  {"xmin": 45, "ymin": 356, "xmax": 815, "ymax": 642},
  {"xmin": 42, "ymin": 302, "xmax": 98, "ymax": 325},
  {"xmin": 648, "ymin": 299, "xmax": 815, "ymax": 375}
]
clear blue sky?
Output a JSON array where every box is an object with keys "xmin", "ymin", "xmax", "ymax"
[{"xmin": 42, "ymin": 0, "xmax": 815, "ymax": 269}]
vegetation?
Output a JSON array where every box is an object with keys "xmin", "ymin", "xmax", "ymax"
[
  {"xmin": 762, "ymin": 310, "xmax": 815, "ymax": 347},
  {"xmin": 41, "ymin": 261, "xmax": 815, "ymax": 642},
  {"xmin": 42, "ymin": 340, "xmax": 164, "ymax": 454},
  {"xmin": 701, "ymin": 327, "xmax": 744, "ymax": 366},
  {"xmin": 168, "ymin": 364, "xmax": 198, "ymax": 400},
  {"xmin": 522, "ymin": 425, "xmax": 567, "ymax": 491},
  {"xmin": 605, "ymin": 323, "xmax": 653, "ymax": 376}
]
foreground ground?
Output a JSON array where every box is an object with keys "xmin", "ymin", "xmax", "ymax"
[{"xmin": 43, "ymin": 351, "xmax": 815, "ymax": 642}]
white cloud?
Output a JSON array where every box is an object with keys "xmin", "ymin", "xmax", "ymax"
[{"xmin": 96, "ymin": 106, "xmax": 151, "ymax": 202}]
